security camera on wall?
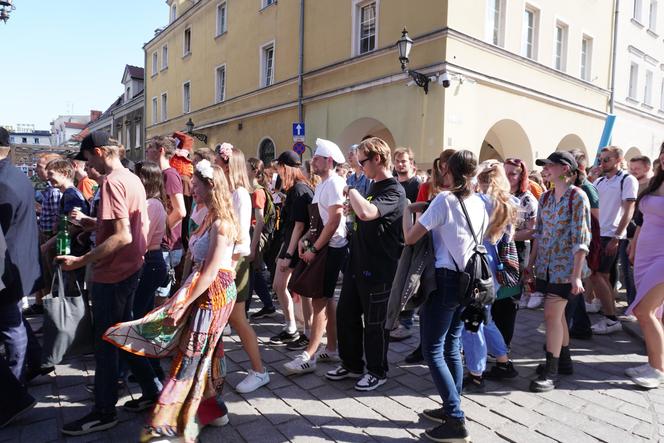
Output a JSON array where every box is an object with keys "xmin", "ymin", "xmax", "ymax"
[{"xmin": 439, "ymin": 71, "xmax": 451, "ymax": 88}]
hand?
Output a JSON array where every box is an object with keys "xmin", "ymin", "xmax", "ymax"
[
  {"xmin": 56, "ymin": 255, "xmax": 84, "ymax": 271},
  {"xmin": 277, "ymin": 257, "xmax": 290, "ymax": 273},
  {"xmin": 301, "ymin": 250, "xmax": 316, "ymax": 264},
  {"xmin": 164, "ymin": 305, "xmax": 188, "ymax": 327},
  {"xmin": 298, "ymin": 240, "xmax": 307, "ymax": 257},
  {"xmin": 570, "ymin": 277, "xmax": 585, "ymax": 295},
  {"xmin": 605, "ymin": 238, "xmax": 619, "ymax": 256}
]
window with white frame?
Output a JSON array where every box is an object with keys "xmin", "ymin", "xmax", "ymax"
[
  {"xmin": 357, "ymin": 1, "xmax": 377, "ymax": 54},
  {"xmin": 152, "ymin": 51, "xmax": 158, "ymax": 76},
  {"xmin": 644, "ymin": 70, "xmax": 654, "ymax": 105},
  {"xmin": 660, "ymin": 79, "xmax": 664, "ymax": 110},
  {"xmin": 649, "ymin": 0, "xmax": 658, "ymax": 31},
  {"xmin": 135, "ymin": 124, "xmax": 141, "ymax": 148},
  {"xmin": 486, "ymin": 0, "xmax": 506, "ymax": 47},
  {"xmin": 634, "ymin": 0, "xmax": 643, "ymax": 21},
  {"xmin": 34, "ymin": 138, "xmax": 39, "ymax": 144},
  {"xmin": 183, "ymin": 27, "xmax": 192, "ymax": 56},
  {"xmin": 170, "ymin": 4, "xmax": 177, "ymax": 23},
  {"xmin": 161, "ymin": 93, "xmax": 168, "ymax": 121},
  {"xmin": 629, "ymin": 62, "xmax": 639, "ymax": 99},
  {"xmin": 126, "ymin": 126, "xmax": 131, "ymax": 149},
  {"xmin": 522, "ymin": 6, "xmax": 539, "ymax": 59},
  {"xmin": 162, "ymin": 45, "xmax": 168, "ymax": 69},
  {"xmin": 216, "ymin": 2, "xmax": 227, "ymax": 36},
  {"xmin": 21, "ymin": 137, "xmax": 27, "ymax": 144},
  {"xmin": 183, "ymin": 82, "xmax": 191, "ymax": 113},
  {"xmin": 554, "ymin": 22, "xmax": 568, "ymax": 71},
  {"xmin": 152, "ymin": 97, "xmax": 158, "ymax": 124},
  {"xmin": 581, "ymin": 35, "xmax": 593, "ymax": 81},
  {"xmin": 261, "ymin": 43, "xmax": 275, "ymax": 87},
  {"xmin": 215, "ymin": 65, "xmax": 226, "ymax": 103}
]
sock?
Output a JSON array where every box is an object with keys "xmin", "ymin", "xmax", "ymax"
[
  {"xmin": 303, "ymin": 327, "xmax": 309, "ymax": 337},
  {"xmin": 286, "ymin": 322, "xmax": 297, "ymax": 333},
  {"xmin": 606, "ymin": 315, "xmax": 618, "ymax": 322}
]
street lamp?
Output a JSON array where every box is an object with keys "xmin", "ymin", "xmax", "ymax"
[
  {"xmin": 0, "ymin": 0, "xmax": 14, "ymax": 24},
  {"xmin": 396, "ymin": 27, "xmax": 430, "ymax": 94},
  {"xmin": 185, "ymin": 118, "xmax": 208, "ymax": 144}
]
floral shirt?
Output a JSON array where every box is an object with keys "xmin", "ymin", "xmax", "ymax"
[{"xmin": 534, "ymin": 186, "xmax": 592, "ymax": 284}]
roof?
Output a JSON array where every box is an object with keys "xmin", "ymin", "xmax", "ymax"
[
  {"xmin": 123, "ymin": 65, "xmax": 144, "ymax": 83},
  {"xmin": 70, "ymin": 127, "xmax": 90, "ymax": 142},
  {"xmin": 10, "ymin": 130, "xmax": 51, "ymax": 136},
  {"xmin": 64, "ymin": 122, "xmax": 87, "ymax": 129}
]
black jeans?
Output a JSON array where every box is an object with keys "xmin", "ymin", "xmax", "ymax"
[
  {"xmin": 490, "ymin": 298, "xmax": 518, "ymax": 348},
  {"xmin": 246, "ymin": 261, "xmax": 274, "ymax": 312},
  {"xmin": 566, "ymin": 293, "xmax": 591, "ymax": 335},
  {"xmin": 336, "ymin": 273, "xmax": 390, "ymax": 378}
]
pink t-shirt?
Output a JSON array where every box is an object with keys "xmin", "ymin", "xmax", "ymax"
[
  {"xmin": 146, "ymin": 198, "xmax": 167, "ymax": 251},
  {"xmin": 93, "ymin": 167, "xmax": 148, "ymax": 284}
]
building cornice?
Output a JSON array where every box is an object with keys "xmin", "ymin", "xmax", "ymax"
[
  {"xmin": 143, "ymin": 0, "xmax": 208, "ymax": 50},
  {"xmin": 615, "ymin": 101, "xmax": 664, "ymax": 124}
]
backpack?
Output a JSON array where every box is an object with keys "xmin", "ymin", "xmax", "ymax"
[
  {"xmin": 255, "ymin": 185, "xmax": 277, "ymax": 238},
  {"xmin": 452, "ymin": 195, "xmax": 496, "ymax": 307}
]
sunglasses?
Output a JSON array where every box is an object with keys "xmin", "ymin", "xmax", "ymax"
[
  {"xmin": 600, "ymin": 157, "xmax": 614, "ymax": 163},
  {"xmin": 358, "ymin": 156, "xmax": 372, "ymax": 167}
]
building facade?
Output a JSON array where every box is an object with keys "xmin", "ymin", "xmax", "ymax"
[
  {"xmin": 143, "ymin": 0, "xmax": 661, "ymax": 168},
  {"xmin": 8, "ymin": 129, "xmax": 54, "ymax": 176},
  {"xmin": 50, "ymin": 115, "xmax": 90, "ymax": 147}
]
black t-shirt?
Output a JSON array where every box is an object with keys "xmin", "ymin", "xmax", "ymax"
[
  {"xmin": 399, "ymin": 176, "xmax": 421, "ymax": 203},
  {"xmin": 350, "ymin": 177, "xmax": 406, "ymax": 284},
  {"xmin": 279, "ymin": 181, "xmax": 314, "ymax": 256}
]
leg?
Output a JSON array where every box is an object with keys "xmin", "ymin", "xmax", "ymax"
[
  {"xmin": 0, "ymin": 302, "xmax": 27, "ymax": 380},
  {"xmin": 633, "ymin": 283, "xmax": 664, "ymax": 371},
  {"xmin": 544, "ymin": 295, "xmax": 568, "ymax": 357},
  {"xmin": 301, "ymin": 297, "xmax": 313, "ymax": 336},
  {"xmin": 359, "ymin": 282, "xmax": 391, "ymax": 378},
  {"xmin": 461, "ymin": 321, "xmax": 487, "ymax": 376},
  {"xmin": 325, "ymin": 298, "xmax": 337, "ymax": 352},
  {"xmin": 304, "ymin": 298, "xmax": 328, "ymax": 357},
  {"xmin": 336, "ymin": 273, "xmax": 365, "ymax": 373},
  {"xmin": 272, "ymin": 266, "xmax": 295, "ymax": 329},
  {"xmin": 228, "ymin": 302, "xmax": 264, "ymax": 373},
  {"xmin": 251, "ymin": 261, "xmax": 275, "ymax": 310},
  {"xmin": 490, "ymin": 297, "xmax": 518, "ymax": 347},
  {"xmin": 618, "ymin": 240, "xmax": 636, "ymax": 305}
]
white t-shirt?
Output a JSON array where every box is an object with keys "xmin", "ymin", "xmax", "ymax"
[
  {"xmin": 313, "ymin": 174, "xmax": 348, "ymax": 248},
  {"xmin": 418, "ymin": 191, "xmax": 488, "ymax": 270},
  {"xmin": 594, "ymin": 170, "xmax": 638, "ymax": 238},
  {"xmin": 232, "ymin": 187, "xmax": 252, "ymax": 256}
]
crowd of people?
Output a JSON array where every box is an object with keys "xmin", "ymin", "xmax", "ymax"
[{"xmin": 0, "ymin": 124, "xmax": 663, "ymax": 443}]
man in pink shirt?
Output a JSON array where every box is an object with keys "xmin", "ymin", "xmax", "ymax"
[{"xmin": 57, "ymin": 131, "xmax": 162, "ymax": 436}]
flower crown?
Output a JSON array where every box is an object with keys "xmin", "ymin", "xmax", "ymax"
[
  {"xmin": 195, "ymin": 159, "xmax": 214, "ymax": 180},
  {"xmin": 215, "ymin": 142, "xmax": 233, "ymax": 161}
]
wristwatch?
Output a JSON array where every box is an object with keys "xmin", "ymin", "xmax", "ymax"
[
  {"xmin": 284, "ymin": 252, "xmax": 294, "ymax": 260},
  {"xmin": 309, "ymin": 244, "xmax": 319, "ymax": 254}
]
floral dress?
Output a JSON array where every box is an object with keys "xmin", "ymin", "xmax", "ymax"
[{"xmin": 104, "ymin": 226, "xmax": 236, "ymax": 442}]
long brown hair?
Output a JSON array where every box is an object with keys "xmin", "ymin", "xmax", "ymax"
[
  {"xmin": 137, "ymin": 161, "xmax": 167, "ymax": 204},
  {"xmin": 279, "ymin": 163, "xmax": 311, "ymax": 191},
  {"xmin": 247, "ymin": 157, "xmax": 269, "ymax": 188},
  {"xmin": 636, "ymin": 142, "xmax": 664, "ymax": 207},
  {"xmin": 226, "ymin": 147, "xmax": 253, "ymax": 192},
  {"xmin": 445, "ymin": 150, "xmax": 477, "ymax": 198},
  {"xmin": 194, "ymin": 164, "xmax": 240, "ymax": 242},
  {"xmin": 504, "ymin": 157, "xmax": 529, "ymax": 194},
  {"xmin": 477, "ymin": 161, "xmax": 518, "ymax": 243}
]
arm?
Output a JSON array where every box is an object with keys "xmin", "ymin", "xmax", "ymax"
[
  {"xmin": 606, "ymin": 200, "xmax": 635, "ymax": 255},
  {"xmin": 167, "ymin": 192, "xmax": 186, "ymax": 229},
  {"xmin": 347, "ymin": 188, "xmax": 380, "ymax": 221},
  {"xmin": 628, "ymin": 226, "xmax": 641, "ymax": 264},
  {"xmin": 513, "ymin": 217, "xmax": 536, "ymax": 242},
  {"xmin": 57, "ymin": 218, "xmax": 132, "ymax": 270},
  {"xmin": 402, "ymin": 203, "xmax": 428, "ymax": 245},
  {"xmin": 248, "ymin": 207, "xmax": 264, "ymax": 262}
]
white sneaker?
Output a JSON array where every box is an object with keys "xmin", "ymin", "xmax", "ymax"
[
  {"xmin": 591, "ymin": 318, "xmax": 622, "ymax": 335},
  {"xmin": 625, "ymin": 363, "xmax": 651, "ymax": 378},
  {"xmin": 235, "ymin": 369, "xmax": 270, "ymax": 393},
  {"xmin": 519, "ymin": 295, "xmax": 530, "ymax": 309},
  {"xmin": 585, "ymin": 299, "xmax": 602, "ymax": 314},
  {"xmin": 209, "ymin": 414, "xmax": 229, "ymax": 427},
  {"xmin": 618, "ymin": 314, "xmax": 638, "ymax": 322},
  {"xmin": 631, "ymin": 366, "xmax": 664, "ymax": 389},
  {"xmin": 527, "ymin": 292, "xmax": 544, "ymax": 309},
  {"xmin": 315, "ymin": 348, "xmax": 340, "ymax": 362},
  {"xmin": 283, "ymin": 352, "xmax": 316, "ymax": 375},
  {"xmin": 354, "ymin": 373, "xmax": 387, "ymax": 391}
]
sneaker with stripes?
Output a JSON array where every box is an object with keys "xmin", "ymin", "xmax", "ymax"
[{"xmin": 283, "ymin": 352, "xmax": 316, "ymax": 375}]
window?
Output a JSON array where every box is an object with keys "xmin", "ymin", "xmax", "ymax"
[
  {"xmin": 125, "ymin": 86, "xmax": 131, "ymax": 102},
  {"xmin": 581, "ymin": 36, "xmax": 593, "ymax": 81},
  {"xmin": 152, "ymin": 97, "xmax": 158, "ymax": 124},
  {"xmin": 162, "ymin": 45, "xmax": 168, "ymax": 69},
  {"xmin": 660, "ymin": 79, "xmax": 664, "ymax": 110},
  {"xmin": 629, "ymin": 62, "xmax": 639, "ymax": 99},
  {"xmin": 649, "ymin": 0, "xmax": 658, "ymax": 31},
  {"xmin": 215, "ymin": 65, "xmax": 226, "ymax": 103},
  {"xmin": 9, "ymin": 136, "xmax": 14, "ymax": 143},
  {"xmin": 487, "ymin": 0, "xmax": 506, "ymax": 46},
  {"xmin": 261, "ymin": 43, "xmax": 275, "ymax": 87},
  {"xmin": 21, "ymin": 137, "xmax": 27, "ymax": 143},
  {"xmin": 259, "ymin": 138, "xmax": 276, "ymax": 164},
  {"xmin": 262, "ymin": 0, "xmax": 276, "ymax": 7},
  {"xmin": 152, "ymin": 51, "xmax": 158, "ymax": 76},
  {"xmin": 135, "ymin": 124, "xmax": 141, "ymax": 149},
  {"xmin": 634, "ymin": 0, "xmax": 643, "ymax": 21},
  {"xmin": 170, "ymin": 3, "xmax": 177, "ymax": 23},
  {"xmin": 554, "ymin": 22, "xmax": 568, "ymax": 71},
  {"xmin": 161, "ymin": 93, "xmax": 168, "ymax": 121},
  {"xmin": 358, "ymin": 2, "xmax": 377, "ymax": 54},
  {"xmin": 34, "ymin": 137, "xmax": 39, "ymax": 144},
  {"xmin": 183, "ymin": 82, "xmax": 191, "ymax": 113},
  {"xmin": 125, "ymin": 126, "xmax": 131, "ymax": 150},
  {"xmin": 183, "ymin": 27, "xmax": 192, "ymax": 56},
  {"xmin": 644, "ymin": 70, "xmax": 654, "ymax": 105},
  {"xmin": 522, "ymin": 6, "xmax": 539, "ymax": 59},
  {"xmin": 216, "ymin": 2, "xmax": 227, "ymax": 36}
]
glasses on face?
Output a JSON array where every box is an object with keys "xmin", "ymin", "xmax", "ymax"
[
  {"xmin": 358, "ymin": 156, "xmax": 371, "ymax": 167},
  {"xmin": 600, "ymin": 157, "xmax": 614, "ymax": 163}
]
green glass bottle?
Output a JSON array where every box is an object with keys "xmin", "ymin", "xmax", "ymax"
[{"xmin": 56, "ymin": 215, "xmax": 71, "ymax": 255}]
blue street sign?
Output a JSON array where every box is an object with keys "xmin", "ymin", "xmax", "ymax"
[
  {"xmin": 292, "ymin": 123, "xmax": 305, "ymax": 137},
  {"xmin": 293, "ymin": 142, "xmax": 306, "ymax": 155},
  {"xmin": 594, "ymin": 114, "xmax": 616, "ymax": 166}
]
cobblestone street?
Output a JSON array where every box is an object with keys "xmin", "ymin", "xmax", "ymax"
[{"xmin": 2, "ymin": 302, "xmax": 663, "ymax": 443}]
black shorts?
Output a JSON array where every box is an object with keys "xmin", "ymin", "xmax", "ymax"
[
  {"xmin": 535, "ymin": 279, "xmax": 573, "ymax": 301},
  {"xmin": 322, "ymin": 245, "xmax": 349, "ymax": 299},
  {"xmin": 597, "ymin": 236, "xmax": 618, "ymax": 274}
]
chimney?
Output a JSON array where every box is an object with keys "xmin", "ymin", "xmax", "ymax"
[{"xmin": 90, "ymin": 110, "xmax": 102, "ymax": 122}]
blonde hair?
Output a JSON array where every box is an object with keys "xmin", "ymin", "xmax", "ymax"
[
  {"xmin": 226, "ymin": 147, "xmax": 253, "ymax": 192},
  {"xmin": 477, "ymin": 160, "xmax": 518, "ymax": 243},
  {"xmin": 358, "ymin": 137, "xmax": 392, "ymax": 168},
  {"xmin": 194, "ymin": 164, "xmax": 240, "ymax": 242}
]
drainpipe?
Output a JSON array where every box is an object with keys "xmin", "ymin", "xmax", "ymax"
[
  {"xmin": 609, "ymin": 0, "xmax": 619, "ymax": 114},
  {"xmin": 297, "ymin": 0, "xmax": 304, "ymax": 127}
]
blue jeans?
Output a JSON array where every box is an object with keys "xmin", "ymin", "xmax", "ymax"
[
  {"xmin": 156, "ymin": 249, "xmax": 183, "ymax": 298},
  {"xmin": 92, "ymin": 271, "xmax": 162, "ymax": 414},
  {"xmin": 246, "ymin": 261, "xmax": 274, "ymax": 312},
  {"xmin": 0, "ymin": 302, "xmax": 27, "ymax": 380},
  {"xmin": 420, "ymin": 268, "xmax": 465, "ymax": 420},
  {"xmin": 462, "ymin": 305, "xmax": 509, "ymax": 374}
]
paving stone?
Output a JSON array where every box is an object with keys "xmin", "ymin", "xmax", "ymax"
[
  {"xmin": 199, "ymin": 423, "xmax": 246, "ymax": 443},
  {"xmin": 463, "ymin": 399, "xmax": 510, "ymax": 429},
  {"xmin": 272, "ymin": 385, "xmax": 341, "ymax": 426},
  {"xmin": 535, "ymin": 419, "xmax": 599, "ymax": 443},
  {"xmin": 491, "ymin": 400, "xmax": 546, "ymax": 428},
  {"xmin": 617, "ymin": 402, "xmax": 653, "ymax": 424},
  {"xmin": 465, "ymin": 421, "xmax": 510, "ymax": 443},
  {"xmin": 495, "ymin": 422, "xmax": 556, "ymax": 443},
  {"xmin": 353, "ymin": 390, "xmax": 420, "ymax": 423},
  {"xmin": 319, "ymin": 418, "xmax": 373, "ymax": 443},
  {"xmin": 277, "ymin": 417, "xmax": 331, "ymax": 442},
  {"xmin": 235, "ymin": 415, "xmax": 287, "ymax": 443},
  {"xmin": 582, "ymin": 403, "xmax": 640, "ymax": 432}
]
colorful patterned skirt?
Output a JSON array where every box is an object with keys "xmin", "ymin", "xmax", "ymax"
[{"xmin": 104, "ymin": 268, "xmax": 237, "ymax": 442}]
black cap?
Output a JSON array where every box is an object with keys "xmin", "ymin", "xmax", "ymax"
[
  {"xmin": 74, "ymin": 131, "xmax": 111, "ymax": 160},
  {"xmin": 276, "ymin": 150, "xmax": 301, "ymax": 167},
  {"xmin": 0, "ymin": 127, "xmax": 9, "ymax": 147},
  {"xmin": 535, "ymin": 151, "xmax": 578, "ymax": 171}
]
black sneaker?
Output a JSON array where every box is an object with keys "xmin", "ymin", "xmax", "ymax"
[
  {"xmin": 0, "ymin": 394, "xmax": 35, "ymax": 429},
  {"xmin": 405, "ymin": 345, "xmax": 424, "ymax": 364},
  {"xmin": 424, "ymin": 417, "xmax": 471, "ymax": 442},
  {"xmin": 22, "ymin": 303, "xmax": 44, "ymax": 316},
  {"xmin": 250, "ymin": 307, "xmax": 276, "ymax": 319},
  {"xmin": 462, "ymin": 374, "xmax": 486, "ymax": 394},
  {"xmin": 123, "ymin": 396, "xmax": 157, "ymax": 412},
  {"xmin": 286, "ymin": 334, "xmax": 309, "ymax": 351},
  {"xmin": 483, "ymin": 361, "xmax": 519, "ymax": 380},
  {"xmin": 270, "ymin": 329, "xmax": 300, "ymax": 344},
  {"xmin": 325, "ymin": 365, "xmax": 364, "ymax": 381},
  {"xmin": 421, "ymin": 408, "xmax": 447, "ymax": 424},
  {"xmin": 354, "ymin": 373, "xmax": 387, "ymax": 391},
  {"xmin": 61, "ymin": 411, "xmax": 118, "ymax": 436}
]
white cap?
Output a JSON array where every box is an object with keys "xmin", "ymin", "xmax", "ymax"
[{"xmin": 314, "ymin": 138, "xmax": 345, "ymax": 164}]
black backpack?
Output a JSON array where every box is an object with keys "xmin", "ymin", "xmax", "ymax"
[{"xmin": 452, "ymin": 195, "xmax": 496, "ymax": 307}]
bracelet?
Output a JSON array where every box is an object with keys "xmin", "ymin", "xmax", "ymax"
[
  {"xmin": 284, "ymin": 252, "xmax": 294, "ymax": 260},
  {"xmin": 309, "ymin": 245, "xmax": 319, "ymax": 254}
]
